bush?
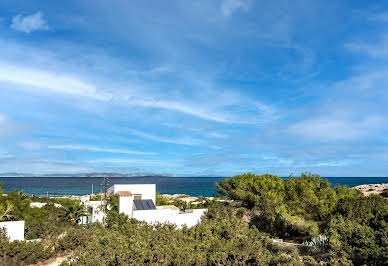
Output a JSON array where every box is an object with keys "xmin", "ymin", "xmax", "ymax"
[{"xmin": 0, "ymin": 240, "xmax": 55, "ymax": 265}]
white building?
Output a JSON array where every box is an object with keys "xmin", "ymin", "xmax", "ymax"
[
  {"xmin": 110, "ymin": 184, "xmax": 207, "ymax": 228},
  {"xmin": 30, "ymin": 202, "xmax": 62, "ymax": 208},
  {"xmin": 0, "ymin": 221, "xmax": 25, "ymax": 241},
  {"xmin": 79, "ymin": 200, "xmax": 105, "ymax": 224},
  {"xmin": 108, "ymin": 184, "xmax": 156, "ymax": 218}
]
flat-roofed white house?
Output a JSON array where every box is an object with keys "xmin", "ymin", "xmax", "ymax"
[
  {"xmin": 79, "ymin": 199, "xmax": 105, "ymax": 225},
  {"xmin": 108, "ymin": 184, "xmax": 156, "ymax": 217},
  {"xmin": 110, "ymin": 184, "xmax": 206, "ymax": 228},
  {"xmin": 0, "ymin": 221, "xmax": 25, "ymax": 241}
]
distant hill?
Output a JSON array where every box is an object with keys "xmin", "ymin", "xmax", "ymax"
[{"xmin": 0, "ymin": 172, "xmax": 172, "ymax": 178}]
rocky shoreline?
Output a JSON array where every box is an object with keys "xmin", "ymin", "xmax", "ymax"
[
  {"xmin": 159, "ymin": 193, "xmax": 214, "ymax": 203},
  {"xmin": 353, "ymin": 183, "xmax": 388, "ymax": 197}
]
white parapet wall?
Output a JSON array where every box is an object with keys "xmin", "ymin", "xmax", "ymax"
[
  {"xmin": 0, "ymin": 221, "xmax": 25, "ymax": 241},
  {"xmin": 109, "ymin": 184, "xmax": 156, "ymax": 204},
  {"xmin": 119, "ymin": 195, "xmax": 134, "ymax": 217},
  {"xmin": 133, "ymin": 209, "xmax": 207, "ymax": 228}
]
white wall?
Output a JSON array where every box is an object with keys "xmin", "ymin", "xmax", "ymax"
[
  {"xmin": 119, "ymin": 195, "xmax": 134, "ymax": 217},
  {"xmin": 111, "ymin": 184, "xmax": 156, "ymax": 204},
  {"xmin": 92, "ymin": 207, "xmax": 105, "ymax": 223},
  {"xmin": 30, "ymin": 202, "xmax": 62, "ymax": 208},
  {"xmin": 133, "ymin": 209, "xmax": 206, "ymax": 228},
  {"xmin": 0, "ymin": 221, "xmax": 25, "ymax": 241},
  {"xmin": 84, "ymin": 201, "xmax": 105, "ymax": 223}
]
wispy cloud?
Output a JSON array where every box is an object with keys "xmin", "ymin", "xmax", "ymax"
[
  {"xmin": 345, "ymin": 34, "xmax": 388, "ymax": 58},
  {"xmin": 0, "ymin": 59, "xmax": 273, "ymax": 124},
  {"xmin": 126, "ymin": 129, "xmax": 202, "ymax": 146},
  {"xmin": 48, "ymin": 144, "xmax": 156, "ymax": 155},
  {"xmin": 368, "ymin": 12, "xmax": 388, "ymax": 22},
  {"xmin": 220, "ymin": 0, "xmax": 250, "ymax": 17},
  {"xmin": 0, "ymin": 113, "xmax": 29, "ymax": 139},
  {"xmin": 0, "ymin": 158, "xmax": 95, "ymax": 174},
  {"xmin": 346, "ymin": 12, "xmax": 388, "ymax": 58},
  {"xmin": 11, "ymin": 12, "xmax": 49, "ymax": 33},
  {"xmin": 87, "ymin": 158, "xmax": 181, "ymax": 167},
  {"xmin": 334, "ymin": 69, "xmax": 388, "ymax": 95},
  {"xmin": 0, "ymin": 62, "xmax": 111, "ymax": 100},
  {"xmin": 289, "ymin": 115, "xmax": 383, "ymax": 141}
]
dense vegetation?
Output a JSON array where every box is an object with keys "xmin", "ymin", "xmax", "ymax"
[
  {"xmin": 0, "ymin": 174, "xmax": 387, "ymax": 265},
  {"xmin": 216, "ymin": 173, "xmax": 388, "ymax": 265}
]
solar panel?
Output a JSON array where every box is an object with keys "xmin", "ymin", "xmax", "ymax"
[
  {"xmin": 133, "ymin": 200, "xmax": 142, "ymax": 210},
  {"xmin": 146, "ymin": 199, "xmax": 156, "ymax": 209},
  {"xmin": 133, "ymin": 199, "xmax": 156, "ymax": 210}
]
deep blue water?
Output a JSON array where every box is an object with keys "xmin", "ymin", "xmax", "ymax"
[{"xmin": 0, "ymin": 176, "xmax": 387, "ymax": 197}]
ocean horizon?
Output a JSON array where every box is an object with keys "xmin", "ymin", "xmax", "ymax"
[{"xmin": 1, "ymin": 176, "xmax": 387, "ymax": 197}]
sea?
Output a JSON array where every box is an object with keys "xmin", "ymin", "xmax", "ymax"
[{"xmin": 1, "ymin": 176, "xmax": 387, "ymax": 197}]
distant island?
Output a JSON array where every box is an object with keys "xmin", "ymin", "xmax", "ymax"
[{"xmin": 0, "ymin": 172, "xmax": 173, "ymax": 178}]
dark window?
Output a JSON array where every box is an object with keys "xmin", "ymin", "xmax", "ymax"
[{"xmin": 134, "ymin": 194, "xmax": 142, "ymax": 200}]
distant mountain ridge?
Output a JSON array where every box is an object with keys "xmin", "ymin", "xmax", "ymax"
[{"xmin": 0, "ymin": 172, "xmax": 172, "ymax": 178}]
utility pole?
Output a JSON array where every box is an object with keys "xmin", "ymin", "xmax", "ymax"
[
  {"xmin": 101, "ymin": 176, "xmax": 110, "ymax": 200},
  {"xmin": 101, "ymin": 176, "xmax": 110, "ymax": 226}
]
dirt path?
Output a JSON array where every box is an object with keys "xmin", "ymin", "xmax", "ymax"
[{"xmin": 32, "ymin": 253, "xmax": 71, "ymax": 266}]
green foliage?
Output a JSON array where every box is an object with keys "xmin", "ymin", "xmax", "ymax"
[
  {"xmin": 326, "ymin": 195, "xmax": 388, "ymax": 265},
  {"xmin": 216, "ymin": 173, "xmax": 285, "ymax": 210},
  {"xmin": 61, "ymin": 202, "xmax": 87, "ymax": 225},
  {"xmin": 89, "ymin": 194, "xmax": 103, "ymax": 201},
  {"xmin": 155, "ymin": 192, "xmax": 169, "ymax": 205},
  {"xmin": 0, "ymin": 173, "xmax": 386, "ymax": 265},
  {"xmin": 0, "ymin": 192, "xmax": 83, "ymax": 241},
  {"xmin": 62, "ymin": 203, "xmax": 303, "ymax": 265},
  {"xmin": 216, "ymin": 172, "xmax": 388, "ymax": 264},
  {"xmin": 0, "ymin": 240, "xmax": 55, "ymax": 265},
  {"xmin": 0, "ymin": 191, "xmax": 30, "ymax": 221},
  {"xmin": 24, "ymin": 203, "xmax": 69, "ymax": 239},
  {"xmin": 0, "ymin": 200, "xmax": 16, "ymax": 221},
  {"xmin": 156, "ymin": 192, "xmax": 216, "ymax": 210},
  {"xmin": 0, "ymin": 227, "xmax": 8, "ymax": 242}
]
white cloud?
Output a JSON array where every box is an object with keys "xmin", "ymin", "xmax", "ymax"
[
  {"xmin": 345, "ymin": 34, "xmax": 388, "ymax": 58},
  {"xmin": 87, "ymin": 158, "xmax": 180, "ymax": 167},
  {"xmin": 0, "ymin": 113, "xmax": 28, "ymax": 138},
  {"xmin": 0, "ymin": 61, "xmax": 267, "ymax": 124},
  {"xmin": 11, "ymin": 12, "xmax": 49, "ymax": 33},
  {"xmin": 289, "ymin": 115, "xmax": 383, "ymax": 141},
  {"xmin": 368, "ymin": 12, "xmax": 388, "ymax": 22},
  {"xmin": 0, "ymin": 62, "xmax": 111, "ymax": 100},
  {"xmin": 124, "ymin": 97, "xmax": 233, "ymax": 123},
  {"xmin": 48, "ymin": 144, "xmax": 156, "ymax": 155},
  {"xmin": 221, "ymin": 0, "xmax": 250, "ymax": 17},
  {"xmin": 0, "ymin": 36, "xmax": 277, "ymax": 125},
  {"xmin": 0, "ymin": 159, "xmax": 95, "ymax": 174},
  {"xmin": 126, "ymin": 129, "xmax": 203, "ymax": 146},
  {"xmin": 334, "ymin": 69, "xmax": 388, "ymax": 94}
]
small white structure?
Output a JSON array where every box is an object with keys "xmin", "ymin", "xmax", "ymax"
[
  {"xmin": 0, "ymin": 221, "xmax": 25, "ymax": 241},
  {"xmin": 110, "ymin": 184, "xmax": 206, "ymax": 228},
  {"xmin": 109, "ymin": 184, "xmax": 156, "ymax": 217},
  {"xmin": 133, "ymin": 209, "xmax": 206, "ymax": 229},
  {"xmin": 30, "ymin": 202, "xmax": 62, "ymax": 208},
  {"xmin": 80, "ymin": 201, "xmax": 105, "ymax": 224}
]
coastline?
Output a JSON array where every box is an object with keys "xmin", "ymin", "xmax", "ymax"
[
  {"xmin": 353, "ymin": 183, "xmax": 388, "ymax": 197},
  {"xmin": 1, "ymin": 175, "xmax": 388, "ymax": 198},
  {"xmin": 34, "ymin": 182, "xmax": 387, "ymax": 201}
]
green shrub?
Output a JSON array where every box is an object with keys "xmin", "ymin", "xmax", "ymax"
[{"xmin": 0, "ymin": 240, "xmax": 55, "ymax": 265}]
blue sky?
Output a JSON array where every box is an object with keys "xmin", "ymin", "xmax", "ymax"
[{"xmin": 0, "ymin": 0, "xmax": 387, "ymax": 176}]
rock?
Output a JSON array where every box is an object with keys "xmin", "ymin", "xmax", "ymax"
[{"xmin": 353, "ymin": 183, "xmax": 388, "ymax": 196}]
